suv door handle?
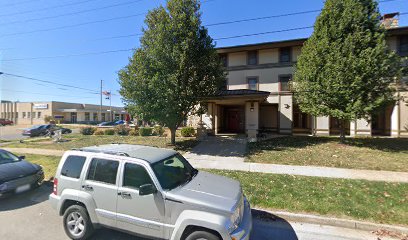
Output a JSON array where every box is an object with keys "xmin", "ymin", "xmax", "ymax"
[
  {"xmin": 82, "ymin": 185, "xmax": 93, "ymax": 191},
  {"xmin": 118, "ymin": 192, "xmax": 131, "ymax": 198}
]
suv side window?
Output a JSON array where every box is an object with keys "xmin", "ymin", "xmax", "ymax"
[
  {"xmin": 123, "ymin": 163, "xmax": 152, "ymax": 190},
  {"xmin": 61, "ymin": 155, "xmax": 86, "ymax": 179},
  {"xmin": 86, "ymin": 158, "xmax": 119, "ymax": 185}
]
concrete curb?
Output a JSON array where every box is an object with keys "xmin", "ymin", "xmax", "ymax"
[{"xmin": 257, "ymin": 209, "xmax": 408, "ymax": 235}]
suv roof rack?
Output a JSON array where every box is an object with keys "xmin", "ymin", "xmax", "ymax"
[{"xmin": 72, "ymin": 148, "xmax": 130, "ymax": 157}]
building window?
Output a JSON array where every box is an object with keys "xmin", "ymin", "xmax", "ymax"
[
  {"xmin": 279, "ymin": 47, "xmax": 291, "ymax": 63},
  {"xmin": 293, "ymin": 105, "xmax": 309, "ymax": 129},
  {"xmin": 85, "ymin": 112, "xmax": 90, "ymax": 121},
  {"xmin": 219, "ymin": 54, "xmax": 228, "ymax": 67},
  {"xmin": 247, "ymin": 77, "xmax": 258, "ymax": 90},
  {"xmin": 22, "ymin": 112, "xmax": 26, "ymax": 118},
  {"xmin": 400, "ymin": 35, "xmax": 408, "ymax": 56},
  {"xmin": 15, "ymin": 112, "xmax": 18, "ymax": 119},
  {"xmin": 93, "ymin": 113, "xmax": 98, "ymax": 121},
  {"xmin": 101, "ymin": 113, "xmax": 106, "ymax": 122},
  {"xmin": 37, "ymin": 112, "xmax": 41, "ymax": 118},
  {"xmin": 27, "ymin": 112, "xmax": 31, "ymax": 118},
  {"xmin": 247, "ymin": 51, "xmax": 258, "ymax": 65},
  {"xmin": 279, "ymin": 75, "xmax": 292, "ymax": 91}
]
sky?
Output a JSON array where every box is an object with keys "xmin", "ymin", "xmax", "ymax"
[{"xmin": 0, "ymin": 0, "xmax": 407, "ymax": 107}]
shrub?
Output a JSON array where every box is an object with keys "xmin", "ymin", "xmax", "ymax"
[
  {"xmin": 181, "ymin": 127, "xmax": 195, "ymax": 137},
  {"xmin": 93, "ymin": 129, "xmax": 105, "ymax": 136},
  {"xmin": 115, "ymin": 125, "xmax": 130, "ymax": 136},
  {"xmin": 129, "ymin": 129, "xmax": 139, "ymax": 136},
  {"xmin": 80, "ymin": 127, "xmax": 96, "ymax": 135},
  {"xmin": 152, "ymin": 125, "xmax": 165, "ymax": 136},
  {"xmin": 104, "ymin": 129, "xmax": 115, "ymax": 135},
  {"xmin": 139, "ymin": 127, "xmax": 153, "ymax": 136}
]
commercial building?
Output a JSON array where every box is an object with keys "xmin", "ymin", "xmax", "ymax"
[
  {"xmin": 190, "ymin": 16, "xmax": 408, "ymax": 138},
  {"xmin": 0, "ymin": 101, "xmax": 127, "ymax": 125}
]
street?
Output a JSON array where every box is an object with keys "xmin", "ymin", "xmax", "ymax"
[{"xmin": 0, "ymin": 183, "xmax": 393, "ymax": 240}]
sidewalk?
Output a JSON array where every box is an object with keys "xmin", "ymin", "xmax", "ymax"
[{"xmin": 5, "ymin": 146, "xmax": 408, "ymax": 183}]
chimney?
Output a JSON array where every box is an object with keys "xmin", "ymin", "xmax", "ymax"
[{"xmin": 381, "ymin": 12, "xmax": 399, "ymax": 29}]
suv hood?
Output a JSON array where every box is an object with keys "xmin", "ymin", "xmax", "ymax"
[
  {"xmin": 0, "ymin": 160, "xmax": 41, "ymax": 183},
  {"xmin": 166, "ymin": 171, "xmax": 242, "ymax": 213}
]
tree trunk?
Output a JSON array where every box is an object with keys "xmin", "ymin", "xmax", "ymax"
[
  {"xmin": 339, "ymin": 120, "xmax": 346, "ymax": 142},
  {"xmin": 170, "ymin": 127, "xmax": 176, "ymax": 146}
]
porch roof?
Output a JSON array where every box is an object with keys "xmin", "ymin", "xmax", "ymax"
[{"xmin": 204, "ymin": 89, "xmax": 270, "ymax": 102}]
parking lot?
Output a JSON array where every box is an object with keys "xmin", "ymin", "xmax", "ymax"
[
  {"xmin": 0, "ymin": 125, "xmax": 29, "ymax": 141},
  {"xmin": 0, "ymin": 183, "xmax": 393, "ymax": 240}
]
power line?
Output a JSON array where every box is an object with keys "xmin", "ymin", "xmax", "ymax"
[
  {"xmin": 214, "ymin": 26, "xmax": 314, "ymax": 40},
  {"xmin": 1, "ymin": 88, "xmax": 97, "ymax": 99},
  {"xmin": 0, "ymin": 13, "xmax": 146, "ymax": 38},
  {"xmin": 0, "ymin": 0, "xmax": 41, "ymax": 8},
  {"xmin": 0, "ymin": 0, "xmax": 100, "ymax": 18},
  {"xmin": 0, "ymin": 72, "xmax": 100, "ymax": 94},
  {"xmin": 0, "ymin": 72, "xmax": 121, "ymax": 96},
  {"xmin": 1, "ymin": 49, "xmax": 134, "ymax": 61},
  {"xmin": 0, "ymin": 0, "xmax": 144, "ymax": 27}
]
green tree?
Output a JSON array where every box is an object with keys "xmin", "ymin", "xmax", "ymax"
[
  {"xmin": 294, "ymin": 0, "xmax": 401, "ymax": 140},
  {"xmin": 119, "ymin": 0, "xmax": 225, "ymax": 144}
]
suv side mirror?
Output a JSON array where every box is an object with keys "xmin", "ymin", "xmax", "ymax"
[
  {"xmin": 139, "ymin": 184, "xmax": 157, "ymax": 196},
  {"xmin": 19, "ymin": 156, "xmax": 26, "ymax": 160}
]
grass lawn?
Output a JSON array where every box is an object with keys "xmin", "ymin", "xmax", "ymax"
[
  {"xmin": 208, "ymin": 170, "xmax": 408, "ymax": 226},
  {"xmin": 247, "ymin": 136, "xmax": 408, "ymax": 172},
  {"xmin": 24, "ymin": 154, "xmax": 61, "ymax": 180},
  {"xmin": 22, "ymin": 153, "xmax": 408, "ymax": 226},
  {"xmin": 6, "ymin": 134, "xmax": 199, "ymax": 153}
]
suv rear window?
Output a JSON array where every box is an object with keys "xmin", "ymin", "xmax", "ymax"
[
  {"xmin": 86, "ymin": 158, "xmax": 119, "ymax": 185},
  {"xmin": 61, "ymin": 155, "xmax": 86, "ymax": 179}
]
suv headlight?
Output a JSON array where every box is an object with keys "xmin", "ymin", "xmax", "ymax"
[{"xmin": 228, "ymin": 207, "xmax": 240, "ymax": 233}]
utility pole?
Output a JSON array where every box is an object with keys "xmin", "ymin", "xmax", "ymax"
[
  {"xmin": 109, "ymin": 90, "xmax": 112, "ymax": 121},
  {"xmin": 100, "ymin": 80, "xmax": 103, "ymax": 122}
]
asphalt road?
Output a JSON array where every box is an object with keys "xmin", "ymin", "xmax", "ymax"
[
  {"xmin": 0, "ymin": 125, "xmax": 29, "ymax": 141},
  {"xmin": 0, "ymin": 184, "xmax": 395, "ymax": 240}
]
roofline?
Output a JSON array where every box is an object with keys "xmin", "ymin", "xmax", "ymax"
[{"xmin": 216, "ymin": 25, "xmax": 408, "ymax": 52}]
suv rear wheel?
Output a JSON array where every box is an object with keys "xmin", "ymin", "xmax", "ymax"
[
  {"xmin": 185, "ymin": 230, "xmax": 220, "ymax": 240},
  {"xmin": 63, "ymin": 205, "xmax": 94, "ymax": 240}
]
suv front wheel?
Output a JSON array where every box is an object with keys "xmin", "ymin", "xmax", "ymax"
[
  {"xmin": 185, "ymin": 230, "xmax": 220, "ymax": 240},
  {"xmin": 63, "ymin": 205, "xmax": 94, "ymax": 240}
]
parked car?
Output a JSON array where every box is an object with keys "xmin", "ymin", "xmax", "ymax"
[
  {"xmin": 114, "ymin": 120, "xmax": 125, "ymax": 125},
  {"xmin": 22, "ymin": 124, "xmax": 72, "ymax": 137},
  {"xmin": 97, "ymin": 121, "xmax": 115, "ymax": 127},
  {"xmin": 0, "ymin": 149, "xmax": 44, "ymax": 198},
  {"xmin": 49, "ymin": 144, "xmax": 252, "ymax": 240},
  {"xmin": 0, "ymin": 119, "xmax": 13, "ymax": 126}
]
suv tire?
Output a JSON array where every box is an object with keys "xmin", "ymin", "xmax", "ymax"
[
  {"xmin": 185, "ymin": 230, "xmax": 220, "ymax": 240},
  {"xmin": 63, "ymin": 205, "xmax": 94, "ymax": 240}
]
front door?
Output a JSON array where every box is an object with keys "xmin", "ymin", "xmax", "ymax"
[
  {"xmin": 81, "ymin": 157, "xmax": 119, "ymax": 227},
  {"xmin": 227, "ymin": 110, "xmax": 240, "ymax": 133},
  {"xmin": 116, "ymin": 161, "xmax": 165, "ymax": 239},
  {"xmin": 71, "ymin": 112, "xmax": 77, "ymax": 123}
]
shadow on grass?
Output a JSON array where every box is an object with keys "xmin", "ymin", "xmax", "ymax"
[
  {"xmin": 248, "ymin": 136, "xmax": 408, "ymax": 156},
  {"xmin": 173, "ymin": 139, "xmax": 200, "ymax": 152}
]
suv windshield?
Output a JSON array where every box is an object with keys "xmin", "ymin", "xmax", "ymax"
[
  {"xmin": 151, "ymin": 154, "xmax": 198, "ymax": 191},
  {"xmin": 0, "ymin": 151, "xmax": 21, "ymax": 164}
]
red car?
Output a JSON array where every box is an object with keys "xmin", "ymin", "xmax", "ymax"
[{"xmin": 0, "ymin": 119, "xmax": 13, "ymax": 126}]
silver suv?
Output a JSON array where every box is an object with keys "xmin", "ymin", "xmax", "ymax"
[{"xmin": 49, "ymin": 144, "xmax": 252, "ymax": 240}]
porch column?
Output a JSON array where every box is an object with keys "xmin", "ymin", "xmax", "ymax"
[
  {"xmin": 214, "ymin": 104, "xmax": 219, "ymax": 135},
  {"xmin": 355, "ymin": 119, "xmax": 371, "ymax": 137},
  {"xmin": 278, "ymin": 95, "xmax": 293, "ymax": 134},
  {"xmin": 350, "ymin": 121, "xmax": 357, "ymax": 137},
  {"xmin": 315, "ymin": 116, "xmax": 330, "ymax": 136},
  {"xmin": 391, "ymin": 101, "xmax": 400, "ymax": 138},
  {"xmin": 245, "ymin": 101, "xmax": 259, "ymax": 139}
]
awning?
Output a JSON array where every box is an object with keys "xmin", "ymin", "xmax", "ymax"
[{"xmin": 204, "ymin": 89, "xmax": 270, "ymax": 104}]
